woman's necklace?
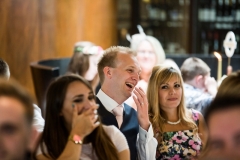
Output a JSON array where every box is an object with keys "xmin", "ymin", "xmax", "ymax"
[
  {"xmin": 160, "ymin": 116, "xmax": 181, "ymax": 125},
  {"xmin": 166, "ymin": 119, "xmax": 181, "ymax": 125}
]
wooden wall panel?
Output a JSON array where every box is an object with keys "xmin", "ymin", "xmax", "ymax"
[
  {"xmin": 80, "ymin": 0, "xmax": 117, "ymax": 48},
  {"xmin": 0, "ymin": 0, "xmax": 117, "ymax": 103},
  {"xmin": 55, "ymin": 0, "xmax": 83, "ymax": 57},
  {"xmin": 0, "ymin": 0, "xmax": 40, "ymax": 101}
]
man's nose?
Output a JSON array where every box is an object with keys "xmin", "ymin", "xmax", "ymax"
[{"xmin": 132, "ymin": 72, "xmax": 139, "ymax": 81}]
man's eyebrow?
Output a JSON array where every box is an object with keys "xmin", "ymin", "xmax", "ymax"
[
  {"xmin": 127, "ymin": 65, "xmax": 141, "ymax": 73},
  {"xmin": 233, "ymin": 130, "xmax": 240, "ymax": 140},
  {"xmin": 0, "ymin": 122, "xmax": 19, "ymax": 130},
  {"xmin": 128, "ymin": 66, "xmax": 136, "ymax": 69},
  {"xmin": 209, "ymin": 138, "xmax": 224, "ymax": 147}
]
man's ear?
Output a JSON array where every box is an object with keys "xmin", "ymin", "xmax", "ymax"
[
  {"xmin": 28, "ymin": 127, "xmax": 40, "ymax": 152},
  {"xmin": 103, "ymin": 66, "xmax": 112, "ymax": 79},
  {"xmin": 195, "ymin": 75, "xmax": 204, "ymax": 87}
]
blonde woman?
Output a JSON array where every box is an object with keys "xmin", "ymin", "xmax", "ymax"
[{"xmin": 147, "ymin": 64, "xmax": 208, "ymax": 159}]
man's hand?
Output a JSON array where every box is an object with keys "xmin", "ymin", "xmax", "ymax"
[
  {"xmin": 133, "ymin": 87, "xmax": 150, "ymax": 131},
  {"xmin": 204, "ymin": 76, "xmax": 217, "ymax": 96}
]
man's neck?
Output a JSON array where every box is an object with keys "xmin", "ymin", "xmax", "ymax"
[
  {"xmin": 184, "ymin": 80, "xmax": 197, "ymax": 88},
  {"xmin": 101, "ymin": 85, "xmax": 126, "ymax": 104},
  {"xmin": 185, "ymin": 81, "xmax": 206, "ymax": 93}
]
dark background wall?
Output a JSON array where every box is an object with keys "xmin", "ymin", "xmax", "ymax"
[{"xmin": 0, "ymin": 0, "xmax": 117, "ymax": 102}]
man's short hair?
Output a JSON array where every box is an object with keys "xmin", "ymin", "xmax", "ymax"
[
  {"xmin": 180, "ymin": 57, "xmax": 210, "ymax": 81},
  {"xmin": 205, "ymin": 70, "xmax": 240, "ymax": 123},
  {"xmin": 204, "ymin": 96, "xmax": 240, "ymax": 125},
  {"xmin": 0, "ymin": 79, "xmax": 34, "ymax": 125},
  {"xmin": 0, "ymin": 58, "xmax": 10, "ymax": 80},
  {"xmin": 97, "ymin": 46, "xmax": 137, "ymax": 84},
  {"xmin": 216, "ymin": 70, "xmax": 240, "ymax": 98}
]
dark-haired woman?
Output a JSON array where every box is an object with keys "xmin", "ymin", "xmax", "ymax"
[
  {"xmin": 35, "ymin": 75, "xmax": 129, "ymax": 160},
  {"xmin": 67, "ymin": 41, "xmax": 103, "ymax": 93}
]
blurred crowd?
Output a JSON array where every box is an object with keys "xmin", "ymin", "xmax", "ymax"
[{"xmin": 0, "ymin": 28, "xmax": 239, "ymax": 160}]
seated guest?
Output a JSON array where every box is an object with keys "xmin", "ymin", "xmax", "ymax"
[
  {"xmin": 162, "ymin": 58, "xmax": 180, "ymax": 73},
  {"xmin": 0, "ymin": 79, "xmax": 35, "ymax": 160},
  {"xmin": 202, "ymin": 71, "xmax": 240, "ymax": 159},
  {"xmin": 35, "ymin": 75, "xmax": 129, "ymax": 160},
  {"xmin": 125, "ymin": 33, "xmax": 166, "ymax": 110},
  {"xmin": 180, "ymin": 57, "xmax": 217, "ymax": 113},
  {"xmin": 97, "ymin": 46, "xmax": 157, "ymax": 160},
  {"xmin": 67, "ymin": 41, "xmax": 103, "ymax": 92},
  {"xmin": 0, "ymin": 58, "xmax": 45, "ymax": 132},
  {"xmin": 148, "ymin": 64, "xmax": 208, "ymax": 159},
  {"xmin": 0, "ymin": 58, "xmax": 10, "ymax": 80}
]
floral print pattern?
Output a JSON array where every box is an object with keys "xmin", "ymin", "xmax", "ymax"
[{"xmin": 155, "ymin": 110, "xmax": 202, "ymax": 160}]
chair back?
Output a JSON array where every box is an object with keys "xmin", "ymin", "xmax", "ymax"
[{"xmin": 30, "ymin": 58, "xmax": 70, "ymax": 117}]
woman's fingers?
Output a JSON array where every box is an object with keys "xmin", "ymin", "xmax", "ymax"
[
  {"xmin": 72, "ymin": 104, "xmax": 78, "ymax": 125},
  {"xmin": 80, "ymin": 104, "xmax": 99, "ymax": 126},
  {"xmin": 71, "ymin": 103, "xmax": 100, "ymax": 138}
]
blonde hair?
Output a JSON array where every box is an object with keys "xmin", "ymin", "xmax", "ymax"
[
  {"xmin": 130, "ymin": 35, "xmax": 166, "ymax": 64},
  {"xmin": 147, "ymin": 64, "xmax": 197, "ymax": 135},
  {"xmin": 97, "ymin": 46, "xmax": 137, "ymax": 84}
]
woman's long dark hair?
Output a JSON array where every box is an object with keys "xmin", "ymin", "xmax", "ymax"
[{"xmin": 35, "ymin": 74, "xmax": 118, "ymax": 160}]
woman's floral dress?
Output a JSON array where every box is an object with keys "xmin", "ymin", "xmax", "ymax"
[{"xmin": 155, "ymin": 110, "xmax": 202, "ymax": 160}]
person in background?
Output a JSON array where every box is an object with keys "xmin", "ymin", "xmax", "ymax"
[
  {"xmin": 126, "ymin": 32, "xmax": 166, "ymax": 110},
  {"xmin": 0, "ymin": 58, "xmax": 10, "ymax": 80},
  {"xmin": 0, "ymin": 79, "xmax": 35, "ymax": 160},
  {"xmin": 202, "ymin": 70, "xmax": 240, "ymax": 159},
  {"xmin": 147, "ymin": 64, "xmax": 208, "ymax": 159},
  {"xmin": 162, "ymin": 58, "xmax": 181, "ymax": 73},
  {"xmin": 35, "ymin": 75, "xmax": 129, "ymax": 160},
  {"xmin": 97, "ymin": 46, "xmax": 157, "ymax": 160},
  {"xmin": 130, "ymin": 34, "xmax": 166, "ymax": 83},
  {"xmin": 180, "ymin": 57, "xmax": 217, "ymax": 113},
  {"xmin": 67, "ymin": 41, "xmax": 103, "ymax": 93},
  {"xmin": 0, "ymin": 58, "xmax": 44, "ymax": 132}
]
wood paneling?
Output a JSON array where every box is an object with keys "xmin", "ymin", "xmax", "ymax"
[{"xmin": 0, "ymin": 0, "xmax": 116, "ymax": 103}]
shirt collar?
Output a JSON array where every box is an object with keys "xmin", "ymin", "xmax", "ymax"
[
  {"xmin": 184, "ymin": 83, "xmax": 195, "ymax": 89},
  {"xmin": 97, "ymin": 89, "xmax": 124, "ymax": 112},
  {"xmin": 184, "ymin": 83, "xmax": 202, "ymax": 91}
]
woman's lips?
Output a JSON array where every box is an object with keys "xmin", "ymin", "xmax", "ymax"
[{"xmin": 167, "ymin": 98, "xmax": 178, "ymax": 101}]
